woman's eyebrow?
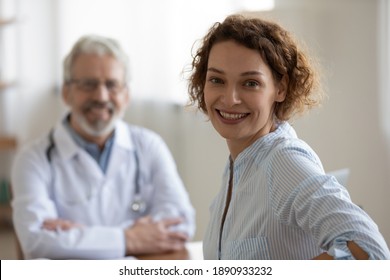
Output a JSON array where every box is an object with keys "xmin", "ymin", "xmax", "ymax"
[
  {"xmin": 240, "ymin": 70, "xmax": 264, "ymax": 77},
  {"xmin": 207, "ymin": 67, "xmax": 224, "ymax": 74},
  {"xmin": 207, "ymin": 68, "xmax": 265, "ymax": 76}
]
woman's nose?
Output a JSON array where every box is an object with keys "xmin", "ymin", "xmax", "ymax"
[{"xmin": 221, "ymin": 86, "xmax": 241, "ymax": 107}]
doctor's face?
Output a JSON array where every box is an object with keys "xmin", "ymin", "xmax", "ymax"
[{"xmin": 63, "ymin": 53, "xmax": 129, "ymax": 139}]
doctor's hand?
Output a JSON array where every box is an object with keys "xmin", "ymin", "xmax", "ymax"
[
  {"xmin": 42, "ymin": 218, "xmax": 83, "ymax": 231},
  {"xmin": 124, "ymin": 215, "xmax": 188, "ymax": 255}
]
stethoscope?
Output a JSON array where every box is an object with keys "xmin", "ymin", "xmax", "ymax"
[
  {"xmin": 46, "ymin": 128, "xmax": 146, "ymax": 213},
  {"xmin": 129, "ymin": 150, "xmax": 146, "ymax": 213}
]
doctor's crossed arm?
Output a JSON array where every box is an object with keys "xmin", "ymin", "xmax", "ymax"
[
  {"xmin": 42, "ymin": 219, "xmax": 82, "ymax": 231},
  {"xmin": 11, "ymin": 34, "xmax": 195, "ymax": 260},
  {"xmin": 41, "ymin": 216, "xmax": 190, "ymax": 256},
  {"xmin": 124, "ymin": 216, "xmax": 189, "ymax": 255}
]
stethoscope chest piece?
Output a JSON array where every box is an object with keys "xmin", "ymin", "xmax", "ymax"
[{"xmin": 131, "ymin": 195, "xmax": 146, "ymax": 213}]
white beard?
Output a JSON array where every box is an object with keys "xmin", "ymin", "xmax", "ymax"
[{"xmin": 73, "ymin": 110, "xmax": 123, "ymax": 137}]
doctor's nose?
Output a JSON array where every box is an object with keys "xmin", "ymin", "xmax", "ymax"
[{"xmin": 93, "ymin": 83, "xmax": 111, "ymax": 101}]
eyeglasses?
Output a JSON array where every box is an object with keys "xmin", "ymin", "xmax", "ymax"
[{"xmin": 68, "ymin": 78, "xmax": 126, "ymax": 94}]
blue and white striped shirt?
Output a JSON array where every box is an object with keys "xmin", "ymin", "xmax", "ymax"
[{"xmin": 203, "ymin": 122, "xmax": 390, "ymax": 260}]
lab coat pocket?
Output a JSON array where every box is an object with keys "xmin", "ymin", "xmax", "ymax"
[{"xmin": 224, "ymin": 237, "xmax": 271, "ymax": 260}]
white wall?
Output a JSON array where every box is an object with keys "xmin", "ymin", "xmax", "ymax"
[{"xmin": 4, "ymin": 0, "xmax": 390, "ymax": 245}]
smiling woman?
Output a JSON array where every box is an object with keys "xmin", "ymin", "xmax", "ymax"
[{"xmin": 187, "ymin": 14, "xmax": 390, "ymax": 260}]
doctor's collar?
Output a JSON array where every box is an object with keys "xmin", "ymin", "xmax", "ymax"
[{"xmin": 62, "ymin": 115, "xmax": 116, "ymax": 152}]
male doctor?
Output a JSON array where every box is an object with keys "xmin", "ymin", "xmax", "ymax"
[{"xmin": 11, "ymin": 35, "xmax": 195, "ymax": 259}]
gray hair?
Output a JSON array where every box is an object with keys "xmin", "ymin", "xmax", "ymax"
[{"xmin": 63, "ymin": 34, "xmax": 130, "ymax": 83}]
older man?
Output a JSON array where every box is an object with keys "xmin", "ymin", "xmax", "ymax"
[{"xmin": 11, "ymin": 35, "xmax": 195, "ymax": 259}]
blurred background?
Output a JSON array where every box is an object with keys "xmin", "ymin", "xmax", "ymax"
[{"xmin": 1, "ymin": 0, "xmax": 390, "ymax": 258}]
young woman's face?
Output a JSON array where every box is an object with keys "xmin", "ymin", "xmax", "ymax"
[{"xmin": 204, "ymin": 40, "xmax": 286, "ymax": 156}]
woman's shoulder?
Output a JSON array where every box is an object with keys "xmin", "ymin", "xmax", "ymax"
[
  {"xmin": 272, "ymin": 123, "xmax": 317, "ymax": 156},
  {"xmin": 257, "ymin": 123, "xmax": 321, "ymax": 169}
]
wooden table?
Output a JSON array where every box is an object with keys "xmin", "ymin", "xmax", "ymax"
[{"xmin": 136, "ymin": 241, "xmax": 203, "ymax": 260}]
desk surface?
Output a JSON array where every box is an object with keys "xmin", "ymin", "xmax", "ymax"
[{"xmin": 136, "ymin": 241, "xmax": 203, "ymax": 260}]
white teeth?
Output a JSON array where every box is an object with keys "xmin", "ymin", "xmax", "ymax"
[{"xmin": 219, "ymin": 111, "xmax": 247, "ymax": 120}]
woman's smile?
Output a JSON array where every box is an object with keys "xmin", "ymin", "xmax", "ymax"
[{"xmin": 217, "ymin": 109, "xmax": 249, "ymax": 122}]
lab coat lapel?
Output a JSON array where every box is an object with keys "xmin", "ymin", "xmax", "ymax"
[
  {"xmin": 54, "ymin": 121, "xmax": 105, "ymax": 181},
  {"xmin": 105, "ymin": 120, "xmax": 134, "ymax": 180}
]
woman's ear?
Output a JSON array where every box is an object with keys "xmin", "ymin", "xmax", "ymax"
[{"xmin": 275, "ymin": 75, "xmax": 288, "ymax": 102}]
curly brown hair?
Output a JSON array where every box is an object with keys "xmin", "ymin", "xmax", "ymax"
[{"xmin": 187, "ymin": 14, "xmax": 324, "ymax": 121}]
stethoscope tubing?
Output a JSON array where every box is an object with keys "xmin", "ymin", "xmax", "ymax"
[{"xmin": 45, "ymin": 128, "xmax": 144, "ymax": 213}]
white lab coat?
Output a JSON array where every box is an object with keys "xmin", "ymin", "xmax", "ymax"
[{"xmin": 11, "ymin": 118, "xmax": 195, "ymax": 259}]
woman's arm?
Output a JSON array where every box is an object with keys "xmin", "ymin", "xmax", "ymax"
[{"xmin": 313, "ymin": 241, "xmax": 369, "ymax": 260}]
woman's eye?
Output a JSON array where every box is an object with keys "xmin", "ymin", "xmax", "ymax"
[
  {"xmin": 244, "ymin": 80, "xmax": 260, "ymax": 87},
  {"xmin": 209, "ymin": 77, "xmax": 223, "ymax": 84}
]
